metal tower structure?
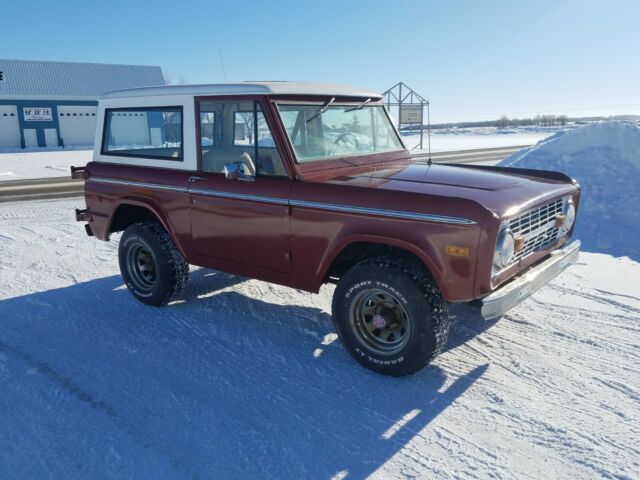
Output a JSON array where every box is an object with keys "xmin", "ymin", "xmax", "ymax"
[{"xmin": 381, "ymin": 82, "xmax": 430, "ymax": 157}]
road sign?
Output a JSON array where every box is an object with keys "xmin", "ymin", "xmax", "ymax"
[{"xmin": 400, "ymin": 104, "xmax": 423, "ymax": 124}]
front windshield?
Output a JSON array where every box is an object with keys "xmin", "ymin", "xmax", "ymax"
[{"xmin": 277, "ymin": 103, "xmax": 405, "ymax": 163}]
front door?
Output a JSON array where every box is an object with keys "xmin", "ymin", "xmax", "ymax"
[
  {"xmin": 44, "ymin": 128, "xmax": 58, "ymax": 147},
  {"xmin": 189, "ymin": 99, "xmax": 292, "ymax": 274},
  {"xmin": 23, "ymin": 129, "xmax": 38, "ymax": 148}
]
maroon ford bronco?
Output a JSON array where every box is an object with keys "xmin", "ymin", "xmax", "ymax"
[{"xmin": 72, "ymin": 82, "xmax": 580, "ymax": 376}]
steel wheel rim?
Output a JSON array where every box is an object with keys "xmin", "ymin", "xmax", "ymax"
[
  {"xmin": 126, "ymin": 243, "xmax": 157, "ymax": 291},
  {"xmin": 349, "ymin": 288, "xmax": 411, "ymax": 356}
]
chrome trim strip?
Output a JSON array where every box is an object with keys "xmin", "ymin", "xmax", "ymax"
[
  {"xmin": 289, "ymin": 199, "xmax": 476, "ymax": 225},
  {"xmin": 189, "ymin": 188, "xmax": 289, "ymax": 206},
  {"xmin": 89, "ymin": 177, "xmax": 476, "ymax": 225},
  {"xmin": 91, "ymin": 177, "xmax": 188, "ymax": 193}
]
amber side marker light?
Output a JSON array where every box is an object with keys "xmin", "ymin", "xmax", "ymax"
[{"xmin": 446, "ymin": 245, "xmax": 470, "ymax": 257}]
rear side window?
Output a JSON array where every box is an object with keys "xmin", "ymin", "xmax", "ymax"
[{"xmin": 102, "ymin": 107, "xmax": 183, "ymax": 160}]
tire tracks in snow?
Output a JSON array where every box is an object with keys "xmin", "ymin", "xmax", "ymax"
[{"xmin": 0, "ymin": 338, "xmax": 197, "ymax": 477}]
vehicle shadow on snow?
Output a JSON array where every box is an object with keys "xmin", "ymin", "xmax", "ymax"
[{"xmin": 0, "ymin": 270, "xmax": 490, "ymax": 479}]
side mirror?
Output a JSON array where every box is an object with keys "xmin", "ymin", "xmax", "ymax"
[{"xmin": 223, "ymin": 161, "xmax": 255, "ymax": 182}]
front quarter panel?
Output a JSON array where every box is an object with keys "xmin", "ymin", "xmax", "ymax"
[{"xmin": 290, "ymin": 181, "xmax": 491, "ymax": 302}]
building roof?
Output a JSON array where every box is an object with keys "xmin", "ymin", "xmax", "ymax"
[
  {"xmin": 102, "ymin": 81, "xmax": 382, "ymax": 99},
  {"xmin": 0, "ymin": 59, "xmax": 165, "ymax": 100}
]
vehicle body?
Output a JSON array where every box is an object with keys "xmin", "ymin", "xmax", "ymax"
[{"xmin": 73, "ymin": 82, "xmax": 581, "ymax": 375}]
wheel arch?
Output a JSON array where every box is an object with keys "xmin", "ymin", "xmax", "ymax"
[
  {"xmin": 106, "ymin": 199, "xmax": 186, "ymax": 256},
  {"xmin": 318, "ymin": 235, "xmax": 445, "ymax": 294}
]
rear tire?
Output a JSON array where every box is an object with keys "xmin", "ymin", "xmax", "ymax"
[
  {"xmin": 332, "ymin": 256, "xmax": 449, "ymax": 376},
  {"xmin": 118, "ymin": 222, "xmax": 189, "ymax": 306}
]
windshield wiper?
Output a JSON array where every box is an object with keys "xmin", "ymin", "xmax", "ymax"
[
  {"xmin": 306, "ymin": 97, "xmax": 335, "ymax": 123},
  {"xmin": 343, "ymin": 98, "xmax": 371, "ymax": 112}
]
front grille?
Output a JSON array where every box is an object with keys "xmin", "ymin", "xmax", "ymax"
[{"xmin": 508, "ymin": 198, "xmax": 565, "ymax": 265}]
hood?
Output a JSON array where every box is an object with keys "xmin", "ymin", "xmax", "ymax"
[{"xmin": 325, "ymin": 162, "xmax": 576, "ymax": 218}]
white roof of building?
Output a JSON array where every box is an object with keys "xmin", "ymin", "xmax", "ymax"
[{"xmin": 101, "ymin": 81, "xmax": 382, "ymax": 99}]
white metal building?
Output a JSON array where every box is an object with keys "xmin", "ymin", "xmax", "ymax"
[{"xmin": 0, "ymin": 59, "xmax": 164, "ymax": 149}]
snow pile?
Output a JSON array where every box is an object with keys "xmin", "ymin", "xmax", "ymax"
[{"xmin": 501, "ymin": 121, "xmax": 640, "ymax": 259}]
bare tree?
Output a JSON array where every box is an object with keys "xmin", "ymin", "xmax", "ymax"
[
  {"xmin": 237, "ymin": 112, "xmax": 255, "ymax": 144},
  {"xmin": 497, "ymin": 115, "xmax": 509, "ymax": 128}
]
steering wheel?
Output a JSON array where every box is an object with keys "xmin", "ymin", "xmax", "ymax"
[{"xmin": 329, "ymin": 132, "xmax": 359, "ymax": 155}]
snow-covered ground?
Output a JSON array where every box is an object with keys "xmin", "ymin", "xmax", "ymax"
[
  {"xmin": 0, "ymin": 148, "xmax": 92, "ymax": 182},
  {"xmin": 403, "ymin": 126, "xmax": 564, "ymax": 152},
  {"xmin": 1, "ymin": 121, "xmax": 639, "ymax": 478},
  {"xmin": 1, "ymin": 199, "xmax": 638, "ymax": 479}
]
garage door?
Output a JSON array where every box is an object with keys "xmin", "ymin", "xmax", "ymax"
[
  {"xmin": 0, "ymin": 105, "xmax": 21, "ymax": 148},
  {"xmin": 58, "ymin": 106, "xmax": 97, "ymax": 147}
]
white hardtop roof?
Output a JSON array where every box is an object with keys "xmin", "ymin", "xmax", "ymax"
[{"xmin": 101, "ymin": 81, "xmax": 382, "ymax": 100}]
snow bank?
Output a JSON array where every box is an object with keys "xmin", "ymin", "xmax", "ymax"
[{"xmin": 501, "ymin": 121, "xmax": 640, "ymax": 259}]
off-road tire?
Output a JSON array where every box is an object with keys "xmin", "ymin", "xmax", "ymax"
[
  {"xmin": 118, "ymin": 222, "xmax": 189, "ymax": 306},
  {"xmin": 332, "ymin": 255, "xmax": 449, "ymax": 376}
]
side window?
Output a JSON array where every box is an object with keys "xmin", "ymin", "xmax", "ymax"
[
  {"xmin": 199, "ymin": 100, "xmax": 286, "ymax": 177},
  {"xmin": 102, "ymin": 107, "xmax": 183, "ymax": 160}
]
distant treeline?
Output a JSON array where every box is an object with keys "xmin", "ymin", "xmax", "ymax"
[
  {"xmin": 496, "ymin": 115, "xmax": 568, "ymax": 127},
  {"xmin": 399, "ymin": 114, "xmax": 640, "ymax": 131}
]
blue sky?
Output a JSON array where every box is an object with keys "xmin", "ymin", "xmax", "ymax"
[{"xmin": 1, "ymin": 0, "xmax": 638, "ymax": 123}]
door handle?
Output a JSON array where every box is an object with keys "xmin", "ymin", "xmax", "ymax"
[{"xmin": 189, "ymin": 176, "xmax": 205, "ymax": 182}]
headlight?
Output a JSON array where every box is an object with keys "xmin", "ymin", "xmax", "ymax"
[
  {"xmin": 493, "ymin": 226, "xmax": 515, "ymax": 270},
  {"xmin": 559, "ymin": 200, "xmax": 576, "ymax": 235}
]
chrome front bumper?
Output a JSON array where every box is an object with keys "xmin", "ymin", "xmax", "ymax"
[{"xmin": 480, "ymin": 240, "xmax": 581, "ymax": 320}]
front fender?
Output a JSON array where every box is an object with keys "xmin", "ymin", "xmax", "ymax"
[{"xmin": 317, "ymin": 234, "xmax": 446, "ymax": 294}]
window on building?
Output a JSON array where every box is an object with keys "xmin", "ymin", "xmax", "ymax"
[
  {"xmin": 199, "ymin": 101, "xmax": 285, "ymax": 176},
  {"xmin": 102, "ymin": 107, "xmax": 183, "ymax": 160}
]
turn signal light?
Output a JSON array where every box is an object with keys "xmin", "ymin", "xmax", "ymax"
[{"xmin": 446, "ymin": 245, "xmax": 470, "ymax": 257}]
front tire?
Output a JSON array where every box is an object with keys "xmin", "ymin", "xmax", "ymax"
[
  {"xmin": 332, "ymin": 256, "xmax": 449, "ymax": 376},
  {"xmin": 118, "ymin": 222, "xmax": 189, "ymax": 306}
]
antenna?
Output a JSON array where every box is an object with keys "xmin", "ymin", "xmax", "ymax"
[
  {"xmin": 218, "ymin": 48, "xmax": 227, "ymax": 82},
  {"xmin": 427, "ymin": 100, "xmax": 432, "ymax": 164}
]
